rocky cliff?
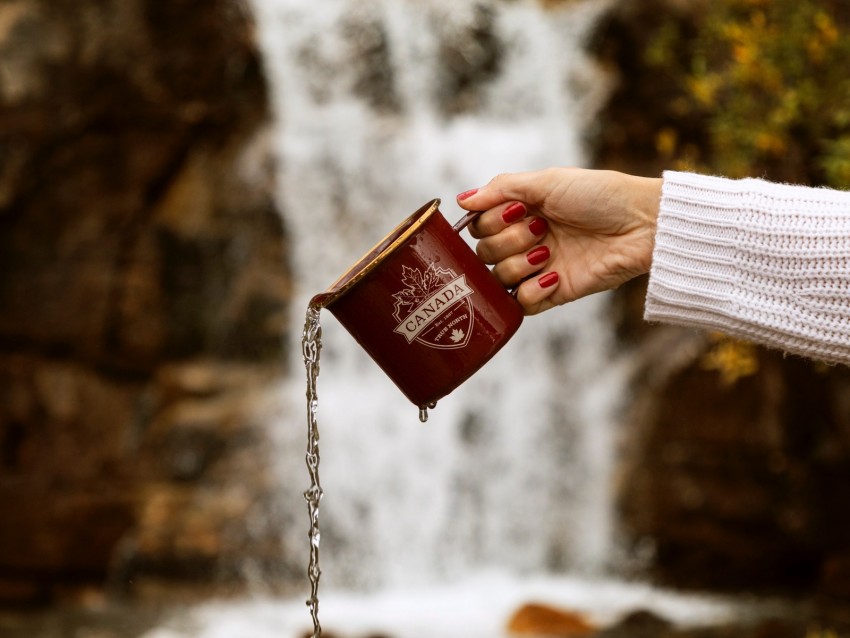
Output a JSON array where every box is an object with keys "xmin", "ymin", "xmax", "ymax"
[{"xmin": 0, "ymin": 0, "xmax": 289, "ymax": 603}]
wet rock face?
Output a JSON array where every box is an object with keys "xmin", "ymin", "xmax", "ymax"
[
  {"xmin": 0, "ymin": 0, "xmax": 288, "ymax": 602},
  {"xmin": 586, "ymin": 0, "xmax": 708, "ymax": 179},
  {"xmin": 619, "ymin": 337, "xmax": 850, "ymax": 591},
  {"xmin": 295, "ymin": 1, "xmax": 504, "ymax": 118},
  {"xmin": 0, "ymin": 0, "xmax": 284, "ymax": 368},
  {"xmin": 434, "ymin": 3, "xmax": 502, "ymax": 115}
]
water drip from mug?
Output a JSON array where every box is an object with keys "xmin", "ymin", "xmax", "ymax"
[{"xmin": 418, "ymin": 401, "xmax": 438, "ymax": 423}]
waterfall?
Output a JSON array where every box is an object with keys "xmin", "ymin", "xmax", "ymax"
[{"xmin": 251, "ymin": 0, "xmax": 624, "ymax": 591}]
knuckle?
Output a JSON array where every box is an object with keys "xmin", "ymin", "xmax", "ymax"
[
  {"xmin": 475, "ymin": 241, "xmax": 494, "ymax": 264},
  {"xmin": 493, "ymin": 258, "xmax": 525, "ymax": 286},
  {"xmin": 488, "ymin": 172, "xmax": 512, "ymax": 189},
  {"xmin": 472, "ymin": 209, "xmax": 499, "ymax": 238}
]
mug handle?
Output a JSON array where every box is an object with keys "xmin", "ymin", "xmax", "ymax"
[
  {"xmin": 452, "ymin": 210, "xmax": 521, "ymax": 299},
  {"xmin": 452, "ymin": 209, "xmax": 482, "ymax": 233}
]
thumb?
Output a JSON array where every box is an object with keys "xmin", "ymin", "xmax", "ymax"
[{"xmin": 456, "ymin": 169, "xmax": 557, "ymax": 211}]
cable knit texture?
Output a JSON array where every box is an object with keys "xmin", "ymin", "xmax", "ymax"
[{"xmin": 645, "ymin": 170, "xmax": 850, "ymax": 366}]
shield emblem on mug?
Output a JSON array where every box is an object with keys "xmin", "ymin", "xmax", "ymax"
[{"xmin": 392, "ymin": 264, "xmax": 475, "ymax": 349}]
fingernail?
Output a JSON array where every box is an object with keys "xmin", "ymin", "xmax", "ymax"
[
  {"xmin": 526, "ymin": 245, "xmax": 550, "ymax": 266},
  {"xmin": 539, "ymin": 272, "xmax": 559, "ymax": 288},
  {"xmin": 502, "ymin": 202, "xmax": 526, "ymax": 224},
  {"xmin": 528, "ymin": 217, "xmax": 548, "ymax": 236},
  {"xmin": 457, "ymin": 188, "xmax": 478, "ymax": 201}
]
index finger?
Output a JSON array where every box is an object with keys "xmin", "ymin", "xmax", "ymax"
[
  {"xmin": 457, "ymin": 169, "xmax": 557, "ymax": 212},
  {"xmin": 468, "ymin": 201, "xmax": 528, "ymax": 239}
]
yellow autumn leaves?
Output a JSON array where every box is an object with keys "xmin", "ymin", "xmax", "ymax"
[{"xmin": 648, "ymin": 0, "xmax": 850, "ymax": 186}]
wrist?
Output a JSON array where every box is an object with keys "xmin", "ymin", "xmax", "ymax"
[
  {"xmin": 625, "ymin": 174, "xmax": 662, "ymax": 274},
  {"xmin": 633, "ymin": 175, "xmax": 662, "ymax": 225}
]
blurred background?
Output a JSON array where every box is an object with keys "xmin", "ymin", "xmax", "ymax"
[{"xmin": 2, "ymin": 0, "xmax": 850, "ymax": 636}]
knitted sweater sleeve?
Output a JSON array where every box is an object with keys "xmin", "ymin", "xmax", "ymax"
[{"xmin": 644, "ymin": 170, "xmax": 850, "ymax": 366}]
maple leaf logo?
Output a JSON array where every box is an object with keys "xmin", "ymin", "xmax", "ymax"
[
  {"xmin": 450, "ymin": 329, "xmax": 465, "ymax": 343},
  {"xmin": 392, "ymin": 264, "xmax": 450, "ymax": 316}
]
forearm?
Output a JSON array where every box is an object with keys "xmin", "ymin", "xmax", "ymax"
[{"xmin": 644, "ymin": 170, "xmax": 850, "ymax": 366}]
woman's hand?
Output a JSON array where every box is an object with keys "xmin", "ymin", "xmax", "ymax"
[{"xmin": 456, "ymin": 167, "xmax": 662, "ymax": 315}]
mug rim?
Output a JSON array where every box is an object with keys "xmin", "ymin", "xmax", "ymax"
[{"xmin": 316, "ymin": 198, "xmax": 441, "ymax": 308}]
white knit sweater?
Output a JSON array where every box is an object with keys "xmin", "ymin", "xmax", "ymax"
[{"xmin": 645, "ymin": 170, "xmax": 850, "ymax": 366}]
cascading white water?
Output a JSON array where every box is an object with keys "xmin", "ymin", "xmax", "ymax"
[{"xmin": 253, "ymin": 0, "xmax": 624, "ymax": 591}]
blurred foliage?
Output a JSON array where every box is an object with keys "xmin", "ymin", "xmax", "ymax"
[
  {"xmin": 700, "ymin": 332, "xmax": 760, "ymax": 385},
  {"xmin": 629, "ymin": 0, "xmax": 850, "ymax": 382},
  {"xmin": 646, "ymin": 0, "xmax": 850, "ymax": 187}
]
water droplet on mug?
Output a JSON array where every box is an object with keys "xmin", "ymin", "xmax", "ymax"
[{"xmin": 418, "ymin": 401, "xmax": 438, "ymax": 423}]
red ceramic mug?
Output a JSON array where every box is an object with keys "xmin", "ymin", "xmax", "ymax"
[{"xmin": 311, "ymin": 199, "xmax": 523, "ymax": 412}]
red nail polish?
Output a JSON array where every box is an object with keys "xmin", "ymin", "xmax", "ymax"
[
  {"xmin": 526, "ymin": 245, "xmax": 550, "ymax": 265},
  {"xmin": 528, "ymin": 216, "xmax": 548, "ymax": 236},
  {"xmin": 502, "ymin": 202, "xmax": 526, "ymax": 224},
  {"xmin": 457, "ymin": 188, "xmax": 478, "ymax": 201},
  {"xmin": 539, "ymin": 272, "xmax": 559, "ymax": 288}
]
